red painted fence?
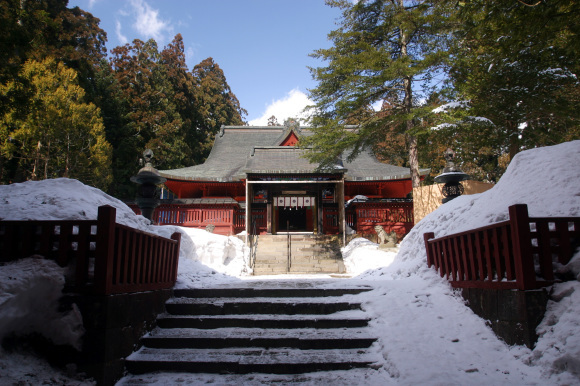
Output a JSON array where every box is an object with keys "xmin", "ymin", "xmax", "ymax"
[
  {"xmin": 0, "ymin": 206, "xmax": 181, "ymax": 295},
  {"xmin": 130, "ymin": 204, "xmax": 245, "ymax": 235},
  {"xmin": 153, "ymin": 204, "xmax": 238, "ymax": 234},
  {"xmin": 424, "ymin": 204, "xmax": 580, "ymax": 290},
  {"xmin": 130, "ymin": 201, "xmax": 414, "ymax": 237},
  {"xmin": 349, "ymin": 201, "xmax": 414, "ymax": 238}
]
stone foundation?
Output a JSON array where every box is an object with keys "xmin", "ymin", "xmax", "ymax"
[
  {"xmin": 60, "ymin": 289, "xmax": 172, "ymax": 385},
  {"xmin": 460, "ymin": 287, "xmax": 550, "ymax": 348}
]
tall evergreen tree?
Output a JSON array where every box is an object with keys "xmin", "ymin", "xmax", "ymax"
[
  {"xmin": 303, "ymin": 0, "xmax": 453, "ymax": 187},
  {"xmin": 439, "ymin": 0, "xmax": 579, "ymax": 170},
  {"xmin": 160, "ymin": 34, "xmax": 199, "ymax": 166},
  {"xmin": 0, "ymin": 58, "xmax": 112, "ymax": 189},
  {"xmin": 192, "ymin": 57, "xmax": 247, "ymax": 158},
  {"xmin": 0, "ymin": 0, "xmax": 107, "ymax": 100},
  {"xmin": 109, "ymin": 38, "xmax": 189, "ymax": 198},
  {"xmin": 0, "ymin": 0, "xmax": 112, "ymax": 187}
]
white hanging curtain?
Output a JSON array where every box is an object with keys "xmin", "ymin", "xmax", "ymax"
[{"xmin": 276, "ymin": 196, "xmax": 315, "ymax": 208}]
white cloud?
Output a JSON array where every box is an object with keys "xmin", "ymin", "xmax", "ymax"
[
  {"xmin": 115, "ymin": 20, "xmax": 128, "ymax": 45},
  {"xmin": 129, "ymin": 0, "xmax": 172, "ymax": 43},
  {"xmin": 249, "ymin": 88, "xmax": 314, "ymax": 126}
]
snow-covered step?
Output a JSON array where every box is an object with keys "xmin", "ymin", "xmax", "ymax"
[
  {"xmin": 125, "ymin": 347, "xmax": 380, "ymax": 375},
  {"xmin": 156, "ymin": 312, "xmax": 371, "ymax": 329},
  {"xmin": 140, "ymin": 327, "xmax": 376, "ymax": 349},
  {"xmin": 124, "ymin": 283, "xmax": 377, "ymax": 378},
  {"xmin": 252, "ymin": 268, "xmax": 290, "ymax": 275},
  {"xmin": 118, "ymin": 366, "xmax": 392, "ymax": 385},
  {"xmin": 166, "ymin": 296, "xmax": 363, "ymax": 315},
  {"xmin": 172, "ymin": 287, "xmax": 373, "ymax": 299}
]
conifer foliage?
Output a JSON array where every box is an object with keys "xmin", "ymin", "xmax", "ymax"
[
  {"xmin": 424, "ymin": 0, "xmax": 579, "ymax": 182},
  {"xmin": 304, "ymin": 0, "xmax": 452, "ymax": 187},
  {"xmin": 306, "ymin": 0, "xmax": 579, "ymax": 185},
  {"xmin": 0, "ymin": 1, "xmax": 246, "ymax": 197},
  {"xmin": 0, "ymin": 58, "xmax": 112, "ymax": 189},
  {"xmin": 192, "ymin": 58, "xmax": 247, "ymax": 158},
  {"xmin": 446, "ymin": 0, "xmax": 579, "ymax": 163}
]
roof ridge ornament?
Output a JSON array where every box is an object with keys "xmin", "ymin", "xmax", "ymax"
[{"xmin": 283, "ymin": 118, "xmax": 301, "ymax": 134}]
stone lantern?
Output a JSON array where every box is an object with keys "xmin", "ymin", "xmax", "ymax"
[
  {"xmin": 434, "ymin": 148, "xmax": 470, "ymax": 204},
  {"xmin": 130, "ymin": 149, "xmax": 166, "ymax": 223}
]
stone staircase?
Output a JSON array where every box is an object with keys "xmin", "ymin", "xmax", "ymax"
[
  {"xmin": 124, "ymin": 284, "xmax": 379, "ymax": 378},
  {"xmin": 253, "ymin": 235, "xmax": 346, "ymax": 275}
]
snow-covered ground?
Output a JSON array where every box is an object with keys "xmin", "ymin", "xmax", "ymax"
[{"xmin": 0, "ymin": 140, "xmax": 579, "ymax": 385}]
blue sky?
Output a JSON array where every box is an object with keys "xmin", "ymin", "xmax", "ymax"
[{"xmin": 69, "ymin": 0, "xmax": 343, "ymax": 125}]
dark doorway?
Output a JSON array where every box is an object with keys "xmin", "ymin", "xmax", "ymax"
[{"xmin": 278, "ymin": 207, "xmax": 306, "ymax": 231}]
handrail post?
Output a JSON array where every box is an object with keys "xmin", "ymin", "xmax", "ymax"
[
  {"xmin": 424, "ymin": 232, "xmax": 435, "ymax": 267},
  {"xmin": 509, "ymin": 204, "xmax": 535, "ymax": 290},
  {"xmin": 94, "ymin": 205, "xmax": 117, "ymax": 295},
  {"xmin": 170, "ymin": 232, "xmax": 181, "ymax": 282}
]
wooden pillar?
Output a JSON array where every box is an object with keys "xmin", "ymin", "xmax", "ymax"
[
  {"xmin": 509, "ymin": 204, "xmax": 535, "ymax": 290},
  {"xmin": 245, "ymin": 181, "xmax": 250, "ymax": 245},
  {"xmin": 317, "ymin": 187, "xmax": 323, "ymax": 234},
  {"xmin": 338, "ymin": 179, "xmax": 346, "ymax": 246},
  {"xmin": 423, "ymin": 232, "xmax": 435, "ymax": 267},
  {"xmin": 266, "ymin": 196, "xmax": 272, "ymax": 234},
  {"xmin": 94, "ymin": 205, "xmax": 116, "ymax": 295}
]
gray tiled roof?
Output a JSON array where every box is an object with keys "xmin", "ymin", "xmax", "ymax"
[
  {"xmin": 244, "ymin": 147, "xmax": 336, "ymax": 174},
  {"xmin": 159, "ymin": 126, "xmax": 428, "ymax": 182}
]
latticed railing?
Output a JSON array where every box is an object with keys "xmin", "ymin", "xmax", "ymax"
[
  {"xmin": 424, "ymin": 204, "xmax": 579, "ymax": 290},
  {"xmin": 347, "ymin": 201, "xmax": 414, "ymax": 237},
  {"xmin": 0, "ymin": 206, "xmax": 181, "ymax": 295}
]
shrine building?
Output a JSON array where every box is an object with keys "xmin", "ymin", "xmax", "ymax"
[{"xmin": 152, "ymin": 121, "xmax": 428, "ymax": 241}]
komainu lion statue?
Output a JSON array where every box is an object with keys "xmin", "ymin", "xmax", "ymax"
[{"xmin": 375, "ymin": 225, "xmax": 397, "ymax": 248}]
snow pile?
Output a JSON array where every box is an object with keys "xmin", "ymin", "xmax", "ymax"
[
  {"xmin": 0, "ymin": 178, "xmax": 251, "ymax": 288},
  {"xmin": 351, "ymin": 140, "xmax": 580, "ymax": 382},
  {"xmin": 534, "ymin": 278, "xmax": 580, "ymax": 381},
  {"xmin": 0, "ymin": 178, "xmax": 151, "ymax": 231},
  {"xmin": 359, "ymin": 277, "xmax": 544, "ymax": 384},
  {"xmin": 369, "ymin": 140, "xmax": 580, "ymax": 280},
  {"xmin": 341, "ymin": 237, "xmax": 397, "ymax": 275},
  {"xmin": 0, "ymin": 258, "xmax": 84, "ymax": 350},
  {"xmin": 175, "ymin": 228, "xmax": 250, "ymax": 288},
  {"xmin": 0, "ymin": 347, "xmax": 95, "ymax": 386}
]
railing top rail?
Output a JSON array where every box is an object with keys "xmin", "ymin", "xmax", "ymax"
[
  {"xmin": 529, "ymin": 216, "xmax": 580, "ymax": 223},
  {"xmin": 114, "ymin": 222, "xmax": 181, "ymax": 242},
  {"xmin": 427, "ymin": 215, "xmax": 579, "ymax": 243},
  {"xmin": 425, "ymin": 220, "xmax": 511, "ymax": 242},
  {"xmin": 0, "ymin": 219, "xmax": 98, "ymax": 225}
]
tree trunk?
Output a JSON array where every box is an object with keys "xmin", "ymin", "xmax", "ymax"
[
  {"xmin": 43, "ymin": 140, "xmax": 50, "ymax": 180},
  {"xmin": 399, "ymin": 0, "xmax": 420, "ymax": 188},
  {"xmin": 407, "ymin": 134, "xmax": 421, "ymax": 188},
  {"xmin": 32, "ymin": 140, "xmax": 41, "ymax": 181}
]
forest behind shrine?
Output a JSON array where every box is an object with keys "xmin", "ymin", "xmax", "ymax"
[{"xmin": 0, "ymin": 0, "xmax": 578, "ymax": 199}]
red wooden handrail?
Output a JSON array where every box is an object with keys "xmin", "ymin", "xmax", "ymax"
[
  {"xmin": 0, "ymin": 205, "xmax": 181, "ymax": 295},
  {"xmin": 424, "ymin": 204, "xmax": 580, "ymax": 290}
]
